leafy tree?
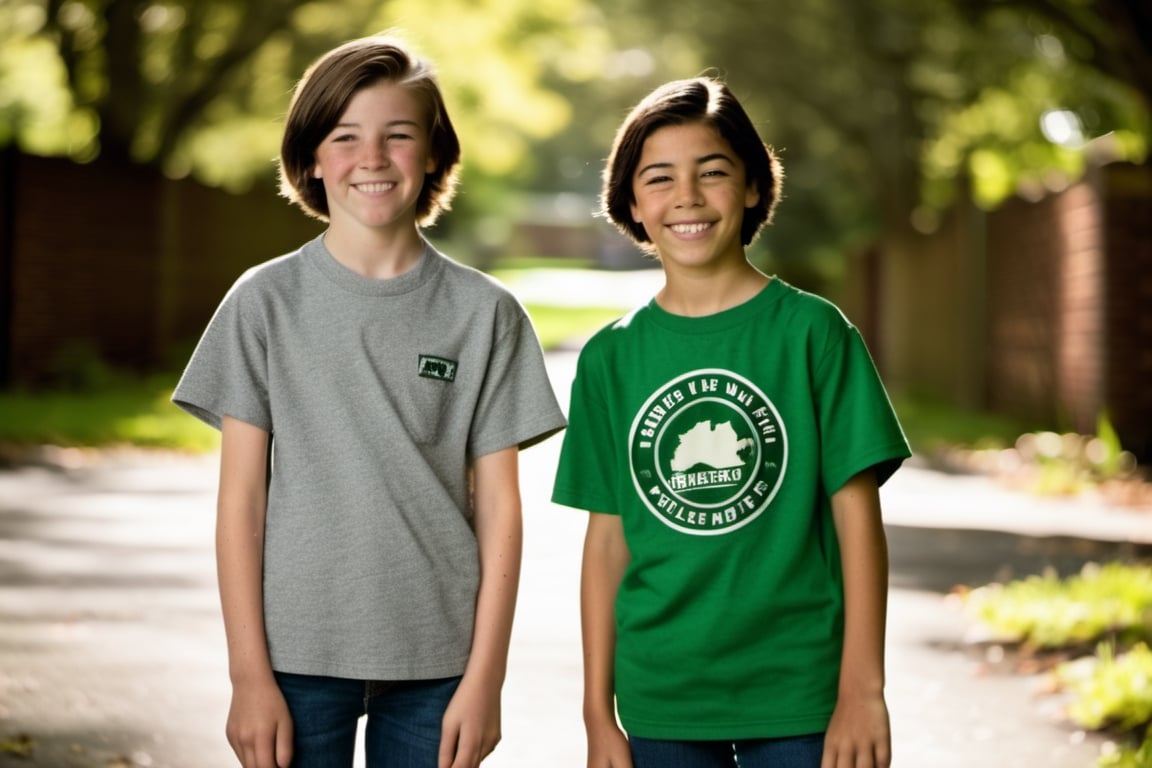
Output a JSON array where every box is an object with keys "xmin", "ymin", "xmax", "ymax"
[
  {"xmin": 0, "ymin": 0, "xmax": 600, "ymax": 193},
  {"xmin": 558, "ymin": 0, "xmax": 1150, "ymax": 286},
  {"xmin": 2, "ymin": 0, "xmax": 1147, "ymax": 274}
]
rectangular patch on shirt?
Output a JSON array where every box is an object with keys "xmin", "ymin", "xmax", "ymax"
[{"xmin": 418, "ymin": 354, "xmax": 457, "ymax": 382}]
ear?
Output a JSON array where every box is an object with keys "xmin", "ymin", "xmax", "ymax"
[
  {"xmin": 630, "ymin": 201, "xmax": 642, "ymax": 224},
  {"xmin": 425, "ymin": 154, "xmax": 437, "ymax": 174},
  {"xmin": 311, "ymin": 164, "xmax": 323, "ymax": 180},
  {"xmin": 744, "ymin": 182, "xmax": 760, "ymax": 209}
]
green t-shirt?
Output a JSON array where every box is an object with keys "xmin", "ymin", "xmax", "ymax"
[{"xmin": 551, "ymin": 278, "xmax": 910, "ymax": 740}]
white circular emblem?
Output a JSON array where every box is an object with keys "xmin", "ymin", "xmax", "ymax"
[{"xmin": 629, "ymin": 369, "xmax": 787, "ymax": 535}]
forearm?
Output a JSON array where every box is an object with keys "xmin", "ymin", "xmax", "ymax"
[
  {"xmin": 831, "ymin": 470, "xmax": 889, "ymax": 697},
  {"xmin": 217, "ymin": 417, "xmax": 275, "ymax": 687},
  {"xmin": 580, "ymin": 513, "xmax": 629, "ymax": 728},
  {"xmin": 464, "ymin": 448, "xmax": 523, "ymax": 687},
  {"xmin": 463, "ymin": 514, "xmax": 521, "ymax": 688}
]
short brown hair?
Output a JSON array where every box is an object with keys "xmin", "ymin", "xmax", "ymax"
[
  {"xmin": 602, "ymin": 77, "xmax": 783, "ymax": 248},
  {"xmin": 278, "ymin": 34, "xmax": 461, "ymax": 226}
]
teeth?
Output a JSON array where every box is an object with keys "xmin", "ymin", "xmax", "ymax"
[
  {"xmin": 356, "ymin": 182, "xmax": 395, "ymax": 193},
  {"xmin": 670, "ymin": 222, "xmax": 710, "ymax": 234}
]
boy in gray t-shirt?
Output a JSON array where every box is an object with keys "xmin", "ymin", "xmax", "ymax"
[{"xmin": 173, "ymin": 34, "xmax": 565, "ymax": 768}]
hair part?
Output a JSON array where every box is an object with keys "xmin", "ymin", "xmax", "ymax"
[
  {"xmin": 278, "ymin": 33, "xmax": 461, "ymax": 226},
  {"xmin": 601, "ymin": 77, "xmax": 783, "ymax": 250}
]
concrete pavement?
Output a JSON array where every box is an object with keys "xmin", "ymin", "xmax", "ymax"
[{"xmin": 1, "ymin": 350, "xmax": 1150, "ymax": 767}]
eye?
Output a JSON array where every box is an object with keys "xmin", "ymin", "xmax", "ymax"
[{"xmin": 642, "ymin": 174, "xmax": 672, "ymax": 185}]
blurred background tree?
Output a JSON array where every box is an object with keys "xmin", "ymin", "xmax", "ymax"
[{"xmin": 0, "ymin": 0, "xmax": 1148, "ymax": 282}]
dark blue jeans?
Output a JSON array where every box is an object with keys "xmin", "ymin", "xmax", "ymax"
[
  {"xmin": 274, "ymin": 672, "xmax": 461, "ymax": 768},
  {"xmin": 629, "ymin": 733, "xmax": 826, "ymax": 768}
]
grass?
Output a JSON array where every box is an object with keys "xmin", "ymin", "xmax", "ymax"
[
  {"xmin": 891, "ymin": 395, "xmax": 1039, "ymax": 457},
  {"xmin": 0, "ymin": 377, "xmax": 220, "ymax": 453},
  {"xmin": 0, "ymin": 293, "xmax": 1050, "ymax": 456},
  {"xmin": 522, "ymin": 303, "xmax": 626, "ymax": 350},
  {"xmin": 0, "ymin": 302, "xmax": 625, "ymax": 453}
]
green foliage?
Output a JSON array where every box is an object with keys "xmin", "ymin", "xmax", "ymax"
[
  {"xmin": 964, "ymin": 562, "xmax": 1152, "ymax": 650},
  {"xmin": 1014, "ymin": 418, "xmax": 1141, "ymax": 496},
  {"xmin": 521, "ymin": 303, "xmax": 625, "ymax": 350},
  {"xmin": 1057, "ymin": 642, "xmax": 1152, "ymax": 733},
  {"xmin": 0, "ymin": 290, "xmax": 623, "ymax": 451},
  {"xmin": 0, "ymin": 381, "xmax": 219, "ymax": 452},
  {"xmin": 1098, "ymin": 725, "xmax": 1152, "ymax": 768},
  {"xmin": 890, "ymin": 395, "xmax": 1035, "ymax": 455}
]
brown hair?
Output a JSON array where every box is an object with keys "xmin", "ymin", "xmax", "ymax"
[
  {"xmin": 602, "ymin": 77, "xmax": 783, "ymax": 248},
  {"xmin": 278, "ymin": 34, "xmax": 461, "ymax": 226}
]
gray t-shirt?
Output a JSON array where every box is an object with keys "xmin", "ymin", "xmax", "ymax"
[{"xmin": 173, "ymin": 235, "xmax": 566, "ymax": 679}]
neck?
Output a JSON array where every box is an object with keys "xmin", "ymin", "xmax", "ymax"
[
  {"xmin": 656, "ymin": 261, "xmax": 770, "ymax": 318},
  {"xmin": 323, "ymin": 225, "xmax": 426, "ymax": 280}
]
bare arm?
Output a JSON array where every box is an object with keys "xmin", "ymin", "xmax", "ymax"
[
  {"xmin": 439, "ymin": 446, "xmax": 522, "ymax": 768},
  {"xmin": 581, "ymin": 512, "xmax": 633, "ymax": 768},
  {"xmin": 823, "ymin": 469, "xmax": 892, "ymax": 768},
  {"xmin": 217, "ymin": 416, "xmax": 292, "ymax": 768}
]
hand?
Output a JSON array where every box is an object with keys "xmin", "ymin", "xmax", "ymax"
[
  {"xmin": 585, "ymin": 717, "xmax": 633, "ymax": 768},
  {"xmin": 438, "ymin": 675, "xmax": 502, "ymax": 768},
  {"xmin": 225, "ymin": 678, "xmax": 293, "ymax": 768},
  {"xmin": 821, "ymin": 691, "xmax": 891, "ymax": 768}
]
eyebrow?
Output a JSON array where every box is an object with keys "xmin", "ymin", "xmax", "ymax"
[
  {"xmin": 636, "ymin": 152, "xmax": 735, "ymax": 177},
  {"xmin": 331, "ymin": 119, "xmax": 423, "ymax": 130}
]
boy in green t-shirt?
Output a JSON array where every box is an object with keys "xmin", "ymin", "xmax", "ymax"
[{"xmin": 551, "ymin": 77, "xmax": 910, "ymax": 768}]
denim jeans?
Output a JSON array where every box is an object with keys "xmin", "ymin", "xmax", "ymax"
[
  {"xmin": 274, "ymin": 672, "xmax": 461, "ymax": 768},
  {"xmin": 629, "ymin": 733, "xmax": 826, "ymax": 768}
]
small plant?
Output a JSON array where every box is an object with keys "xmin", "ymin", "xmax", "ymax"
[
  {"xmin": 1097, "ymin": 725, "xmax": 1152, "ymax": 768},
  {"xmin": 1056, "ymin": 645, "xmax": 1152, "ymax": 767},
  {"xmin": 1056, "ymin": 642, "xmax": 1152, "ymax": 731},
  {"xmin": 964, "ymin": 562, "xmax": 1152, "ymax": 651},
  {"xmin": 1013, "ymin": 413, "xmax": 1141, "ymax": 497}
]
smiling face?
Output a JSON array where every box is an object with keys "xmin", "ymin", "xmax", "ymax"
[
  {"xmin": 310, "ymin": 79, "xmax": 437, "ymax": 237},
  {"xmin": 628, "ymin": 121, "xmax": 760, "ymax": 273}
]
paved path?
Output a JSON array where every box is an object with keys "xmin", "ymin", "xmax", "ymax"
[{"xmin": 1, "ymin": 350, "xmax": 1149, "ymax": 767}]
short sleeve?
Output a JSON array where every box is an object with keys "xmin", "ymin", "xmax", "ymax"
[
  {"xmin": 815, "ymin": 323, "xmax": 910, "ymax": 495},
  {"xmin": 551, "ymin": 341, "xmax": 618, "ymax": 514},
  {"xmin": 466, "ymin": 296, "xmax": 566, "ymax": 458},
  {"xmin": 171, "ymin": 274, "xmax": 273, "ymax": 432}
]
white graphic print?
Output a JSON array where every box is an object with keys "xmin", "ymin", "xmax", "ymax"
[
  {"xmin": 629, "ymin": 369, "xmax": 787, "ymax": 535},
  {"xmin": 670, "ymin": 421, "xmax": 754, "ymax": 472}
]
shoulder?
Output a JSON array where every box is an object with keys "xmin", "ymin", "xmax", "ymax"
[
  {"xmin": 573, "ymin": 305, "xmax": 645, "ymax": 371},
  {"xmin": 226, "ymin": 245, "xmax": 309, "ymax": 302},
  {"xmin": 772, "ymin": 279, "xmax": 853, "ymax": 332},
  {"xmin": 434, "ymin": 250, "xmax": 523, "ymax": 304}
]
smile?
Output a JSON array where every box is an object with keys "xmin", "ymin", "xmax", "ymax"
[
  {"xmin": 669, "ymin": 222, "xmax": 712, "ymax": 235},
  {"xmin": 354, "ymin": 182, "xmax": 396, "ymax": 193}
]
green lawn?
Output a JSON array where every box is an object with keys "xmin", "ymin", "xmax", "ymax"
[
  {"xmin": 0, "ymin": 302, "xmax": 624, "ymax": 453},
  {"xmin": 0, "ymin": 379, "xmax": 220, "ymax": 453},
  {"xmin": 0, "ymin": 300, "xmax": 1037, "ymax": 456}
]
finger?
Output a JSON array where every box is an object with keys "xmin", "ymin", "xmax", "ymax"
[
  {"xmin": 253, "ymin": 734, "xmax": 277, "ymax": 768},
  {"xmin": 439, "ymin": 724, "xmax": 458, "ymax": 768},
  {"xmin": 276, "ymin": 721, "xmax": 294, "ymax": 768},
  {"xmin": 450, "ymin": 729, "xmax": 483, "ymax": 768}
]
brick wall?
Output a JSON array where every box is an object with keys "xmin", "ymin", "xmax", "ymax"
[
  {"xmin": 7, "ymin": 155, "xmax": 162, "ymax": 384},
  {"xmin": 2, "ymin": 153, "xmax": 321, "ymax": 385},
  {"xmin": 841, "ymin": 160, "xmax": 1151, "ymax": 461},
  {"xmin": 1102, "ymin": 164, "xmax": 1152, "ymax": 458}
]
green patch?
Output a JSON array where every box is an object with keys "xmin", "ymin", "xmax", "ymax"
[
  {"xmin": 521, "ymin": 303, "xmax": 626, "ymax": 351},
  {"xmin": 0, "ymin": 380, "xmax": 220, "ymax": 453},
  {"xmin": 418, "ymin": 355, "xmax": 457, "ymax": 382},
  {"xmin": 890, "ymin": 395, "xmax": 1039, "ymax": 454}
]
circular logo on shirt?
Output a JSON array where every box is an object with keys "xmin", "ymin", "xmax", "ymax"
[{"xmin": 629, "ymin": 369, "xmax": 787, "ymax": 535}]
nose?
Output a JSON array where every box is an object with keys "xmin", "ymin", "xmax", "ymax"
[
  {"xmin": 359, "ymin": 139, "xmax": 389, "ymax": 169},
  {"xmin": 674, "ymin": 176, "xmax": 703, "ymax": 208}
]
